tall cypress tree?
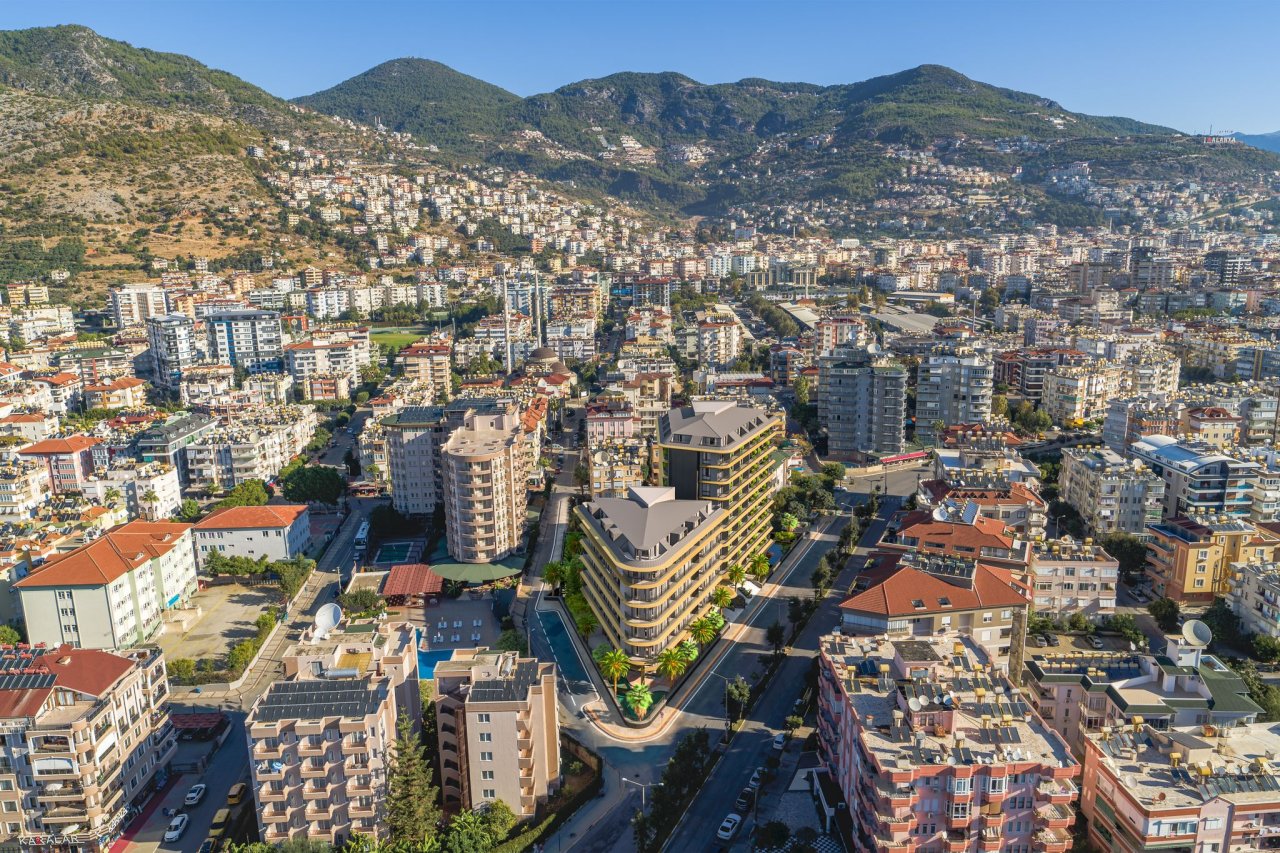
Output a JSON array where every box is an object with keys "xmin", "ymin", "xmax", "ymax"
[{"xmin": 385, "ymin": 716, "xmax": 441, "ymax": 846}]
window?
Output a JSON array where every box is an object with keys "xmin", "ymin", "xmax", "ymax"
[
  {"xmin": 482, "ymin": 789, "xmax": 496, "ymax": 800},
  {"xmin": 1202, "ymin": 818, "xmax": 1222, "ymax": 830},
  {"xmin": 478, "ymin": 733, "xmax": 492, "ymax": 743},
  {"xmin": 950, "ymin": 778, "xmax": 971, "ymax": 794},
  {"xmin": 481, "ymin": 771, "xmax": 495, "ymax": 781},
  {"xmin": 477, "ymin": 713, "xmax": 491, "ymax": 724},
  {"xmin": 480, "ymin": 752, "xmax": 493, "ymax": 762}
]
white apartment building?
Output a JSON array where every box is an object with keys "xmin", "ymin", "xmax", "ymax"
[
  {"xmin": 1028, "ymin": 539, "xmax": 1118, "ymax": 621},
  {"xmin": 1042, "ymin": 363, "xmax": 1124, "ymax": 424},
  {"xmin": 441, "ymin": 411, "xmax": 528, "ymax": 563},
  {"xmin": 0, "ymin": 459, "xmax": 49, "ymax": 519},
  {"xmin": 1059, "ymin": 446, "xmax": 1166, "ymax": 540},
  {"xmin": 185, "ymin": 407, "xmax": 318, "ymax": 491},
  {"xmin": 14, "ymin": 521, "xmax": 197, "ymax": 649},
  {"xmin": 914, "ymin": 349, "xmax": 993, "ymax": 438},
  {"xmin": 695, "ymin": 315, "xmax": 743, "ymax": 368},
  {"xmin": 382, "ymin": 406, "xmax": 448, "ymax": 516},
  {"xmin": 193, "ymin": 504, "xmax": 311, "ymax": 567},
  {"xmin": 108, "ymin": 282, "xmax": 169, "ymax": 328},
  {"xmin": 80, "ymin": 461, "xmax": 183, "ymax": 521},
  {"xmin": 207, "ymin": 310, "xmax": 284, "ymax": 374},
  {"xmin": 284, "ymin": 338, "xmax": 364, "ymax": 390}
]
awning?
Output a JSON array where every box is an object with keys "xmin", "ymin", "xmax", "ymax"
[{"xmin": 170, "ymin": 712, "xmax": 225, "ymax": 730}]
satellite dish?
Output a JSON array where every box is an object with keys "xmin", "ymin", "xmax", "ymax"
[
  {"xmin": 908, "ymin": 697, "xmax": 922, "ymax": 713},
  {"xmin": 1183, "ymin": 619, "xmax": 1213, "ymax": 647},
  {"xmin": 314, "ymin": 603, "xmax": 343, "ymax": 639}
]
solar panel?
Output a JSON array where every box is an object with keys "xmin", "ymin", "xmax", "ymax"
[
  {"xmin": 1197, "ymin": 784, "xmax": 1212, "ymax": 801},
  {"xmin": 1005, "ymin": 727, "xmax": 1022, "ymax": 744}
]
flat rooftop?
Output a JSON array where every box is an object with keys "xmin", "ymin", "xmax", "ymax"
[{"xmin": 820, "ymin": 633, "xmax": 1075, "ymax": 773}]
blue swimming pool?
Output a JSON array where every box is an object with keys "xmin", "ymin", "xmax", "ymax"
[{"xmin": 416, "ymin": 634, "xmax": 457, "ymax": 679}]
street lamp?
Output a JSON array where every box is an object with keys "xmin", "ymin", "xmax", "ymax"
[
  {"xmin": 706, "ymin": 671, "xmax": 737, "ymax": 736},
  {"xmin": 621, "ymin": 776, "xmax": 661, "ymax": 810}
]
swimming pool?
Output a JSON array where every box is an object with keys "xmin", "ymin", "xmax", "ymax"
[{"xmin": 415, "ymin": 635, "xmax": 457, "ymax": 679}]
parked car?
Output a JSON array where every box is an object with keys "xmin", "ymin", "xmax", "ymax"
[
  {"xmin": 748, "ymin": 767, "xmax": 764, "ymax": 790},
  {"xmin": 163, "ymin": 815, "xmax": 190, "ymax": 843},
  {"xmin": 226, "ymin": 783, "xmax": 247, "ymax": 805},
  {"xmin": 772, "ymin": 733, "xmax": 787, "ymax": 751},
  {"xmin": 716, "ymin": 814, "xmax": 742, "ymax": 841},
  {"xmin": 198, "ymin": 841, "xmax": 215, "ymax": 853},
  {"xmin": 1088, "ymin": 636, "xmax": 1105, "ymax": 650},
  {"xmin": 1034, "ymin": 635, "xmax": 1048, "ymax": 647},
  {"xmin": 183, "ymin": 784, "xmax": 207, "ymax": 807},
  {"xmin": 1047, "ymin": 635, "xmax": 1061, "ymax": 647},
  {"xmin": 735, "ymin": 788, "xmax": 756, "ymax": 812}
]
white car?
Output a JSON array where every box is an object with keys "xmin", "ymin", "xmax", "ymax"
[
  {"xmin": 748, "ymin": 767, "xmax": 764, "ymax": 789},
  {"xmin": 773, "ymin": 732, "xmax": 788, "ymax": 751},
  {"xmin": 163, "ymin": 814, "xmax": 189, "ymax": 843},
  {"xmin": 716, "ymin": 814, "xmax": 742, "ymax": 841},
  {"xmin": 183, "ymin": 783, "xmax": 206, "ymax": 806}
]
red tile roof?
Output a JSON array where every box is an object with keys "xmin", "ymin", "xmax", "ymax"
[
  {"xmin": 195, "ymin": 504, "xmax": 309, "ymax": 530},
  {"xmin": 84, "ymin": 377, "xmax": 146, "ymax": 393},
  {"xmin": 381, "ymin": 563, "xmax": 445, "ymax": 598},
  {"xmin": 30, "ymin": 372, "xmax": 80, "ymax": 387},
  {"xmin": 839, "ymin": 554, "xmax": 1028, "ymax": 617},
  {"xmin": 36, "ymin": 645, "xmax": 133, "ymax": 696},
  {"xmin": 17, "ymin": 435, "xmax": 101, "ymax": 455},
  {"xmin": 895, "ymin": 510, "xmax": 1016, "ymax": 551},
  {"xmin": 15, "ymin": 521, "xmax": 192, "ymax": 589}
]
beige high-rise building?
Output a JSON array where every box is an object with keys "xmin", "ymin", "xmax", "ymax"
[
  {"xmin": 245, "ymin": 619, "xmax": 418, "ymax": 846},
  {"xmin": 433, "ymin": 649, "xmax": 559, "ymax": 820},
  {"xmin": 0, "ymin": 645, "xmax": 176, "ymax": 853},
  {"xmin": 398, "ymin": 341, "xmax": 454, "ymax": 402},
  {"xmin": 441, "ymin": 411, "xmax": 528, "ymax": 563}
]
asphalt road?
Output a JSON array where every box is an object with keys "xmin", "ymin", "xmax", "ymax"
[{"xmin": 666, "ymin": 493, "xmax": 901, "ymax": 853}]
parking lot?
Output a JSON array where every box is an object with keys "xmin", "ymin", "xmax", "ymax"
[
  {"xmin": 1032, "ymin": 632, "xmax": 1136, "ymax": 653},
  {"xmin": 157, "ymin": 583, "xmax": 280, "ymax": 663}
]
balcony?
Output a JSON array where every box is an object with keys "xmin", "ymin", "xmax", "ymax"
[
  {"xmin": 302, "ymin": 784, "xmax": 328, "ymax": 801},
  {"xmin": 1034, "ymin": 828, "xmax": 1070, "ymax": 852},
  {"xmin": 945, "ymin": 831, "xmax": 968, "ymax": 852},
  {"xmin": 261, "ymin": 807, "xmax": 290, "ymax": 824},
  {"xmin": 341, "ymin": 738, "xmax": 369, "ymax": 755},
  {"xmin": 300, "ymin": 763, "xmax": 329, "ymax": 779},
  {"xmin": 297, "ymin": 740, "xmax": 328, "ymax": 758},
  {"xmin": 1036, "ymin": 779, "xmax": 1077, "ymax": 805},
  {"xmin": 264, "ymin": 826, "xmax": 293, "ymax": 841},
  {"xmin": 42, "ymin": 805, "xmax": 89, "ymax": 823},
  {"xmin": 349, "ymin": 802, "xmax": 375, "ymax": 819},
  {"xmin": 304, "ymin": 805, "xmax": 330, "ymax": 821},
  {"xmin": 254, "ymin": 741, "xmax": 284, "ymax": 759},
  {"xmin": 1036, "ymin": 802, "xmax": 1074, "ymax": 829},
  {"xmin": 255, "ymin": 760, "xmax": 286, "ymax": 780},
  {"xmin": 36, "ymin": 782, "xmax": 86, "ymax": 802},
  {"xmin": 258, "ymin": 785, "xmax": 288, "ymax": 803}
]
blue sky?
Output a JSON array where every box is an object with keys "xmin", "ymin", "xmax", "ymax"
[{"xmin": 4, "ymin": 0, "xmax": 1279, "ymax": 133}]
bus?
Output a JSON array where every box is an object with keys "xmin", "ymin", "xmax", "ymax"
[{"xmin": 353, "ymin": 520, "xmax": 370, "ymax": 557}]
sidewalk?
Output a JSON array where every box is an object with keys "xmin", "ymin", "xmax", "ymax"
[{"xmin": 541, "ymin": 765, "xmax": 628, "ymax": 852}]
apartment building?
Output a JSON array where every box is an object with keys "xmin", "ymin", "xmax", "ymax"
[
  {"xmin": 1130, "ymin": 435, "xmax": 1261, "ymax": 521},
  {"xmin": 1079, "ymin": 717, "xmax": 1280, "ymax": 853},
  {"xmin": 1026, "ymin": 630, "xmax": 1259, "ymax": 759},
  {"xmin": 695, "ymin": 315, "xmax": 743, "ymax": 368},
  {"xmin": 584, "ymin": 400, "xmax": 640, "ymax": 444},
  {"xmin": 246, "ymin": 619, "xmax": 418, "ymax": 846},
  {"xmin": 0, "ymin": 645, "xmax": 176, "ymax": 853},
  {"xmin": 108, "ymin": 282, "xmax": 169, "ymax": 328},
  {"xmin": 382, "ymin": 406, "xmax": 449, "ymax": 516},
  {"xmin": 1059, "ymin": 446, "xmax": 1166, "ymax": 540},
  {"xmin": 284, "ymin": 338, "xmax": 365, "ymax": 393},
  {"xmin": 1027, "ymin": 539, "xmax": 1118, "ymax": 621},
  {"xmin": 1146, "ymin": 515, "xmax": 1280, "ymax": 604},
  {"xmin": 82, "ymin": 377, "xmax": 147, "ymax": 410},
  {"xmin": 135, "ymin": 413, "xmax": 218, "ymax": 487},
  {"xmin": 14, "ymin": 521, "xmax": 197, "ymax": 649},
  {"xmin": 145, "ymin": 314, "xmax": 197, "ymax": 393},
  {"xmin": 79, "ymin": 461, "xmax": 182, "ymax": 521},
  {"xmin": 886, "ymin": 502, "xmax": 1030, "ymax": 574},
  {"xmin": 193, "ymin": 504, "xmax": 311, "ymax": 567},
  {"xmin": 914, "ymin": 350, "xmax": 993, "ymax": 440},
  {"xmin": 587, "ymin": 440, "xmax": 648, "ymax": 499},
  {"xmin": 1101, "ymin": 396, "xmax": 1182, "ymax": 454},
  {"xmin": 185, "ymin": 408, "xmax": 318, "ymax": 491},
  {"xmin": 1180, "ymin": 406, "xmax": 1241, "ymax": 449},
  {"xmin": 398, "ymin": 341, "xmax": 453, "ymax": 401},
  {"xmin": 814, "ymin": 632, "xmax": 1079, "ymax": 853},
  {"xmin": 813, "ymin": 315, "xmax": 867, "ymax": 356},
  {"xmin": 18, "ymin": 435, "xmax": 101, "ymax": 494},
  {"xmin": 1042, "ymin": 363, "xmax": 1123, "ymax": 425},
  {"xmin": 918, "ymin": 481, "xmax": 1047, "ymax": 538},
  {"xmin": 0, "ymin": 459, "xmax": 49, "ymax": 519},
  {"xmin": 818, "ymin": 343, "xmax": 908, "ymax": 461},
  {"xmin": 441, "ymin": 410, "xmax": 528, "ymax": 564},
  {"xmin": 838, "ymin": 550, "xmax": 1030, "ymax": 672},
  {"xmin": 207, "ymin": 310, "xmax": 284, "ymax": 374},
  {"xmin": 433, "ymin": 649, "xmax": 559, "ymax": 820}
]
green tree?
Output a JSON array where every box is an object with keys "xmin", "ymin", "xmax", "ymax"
[
  {"xmin": 337, "ymin": 588, "xmax": 383, "ymax": 614},
  {"xmin": 726, "ymin": 564, "xmax": 746, "ymax": 587},
  {"xmin": 274, "ymin": 556, "xmax": 315, "ymax": 600},
  {"xmin": 655, "ymin": 647, "xmax": 689, "ymax": 681},
  {"xmin": 140, "ymin": 489, "xmax": 160, "ymax": 517},
  {"xmin": 213, "ymin": 479, "xmax": 269, "ymax": 510},
  {"xmin": 442, "ymin": 810, "xmax": 493, "ymax": 853},
  {"xmin": 712, "ymin": 586, "xmax": 734, "ymax": 609},
  {"xmin": 598, "ymin": 648, "xmax": 631, "ymax": 695},
  {"xmin": 542, "ymin": 560, "xmax": 566, "ymax": 595},
  {"xmin": 166, "ymin": 658, "xmax": 196, "ymax": 681},
  {"xmin": 820, "ymin": 462, "xmax": 846, "ymax": 485},
  {"xmin": 626, "ymin": 682, "xmax": 654, "ymax": 719},
  {"xmin": 766, "ymin": 622, "xmax": 786, "ymax": 655},
  {"xmin": 784, "ymin": 714, "xmax": 804, "ymax": 736},
  {"xmin": 793, "ymin": 374, "xmax": 810, "ymax": 405},
  {"xmin": 103, "ymin": 487, "xmax": 123, "ymax": 508},
  {"xmin": 386, "ymin": 717, "xmax": 441, "ymax": 846},
  {"xmin": 749, "ymin": 553, "xmax": 771, "ymax": 583},
  {"xmin": 282, "ymin": 465, "xmax": 346, "ymax": 504},
  {"xmin": 689, "ymin": 617, "xmax": 718, "ymax": 648},
  {"xmin": 0, "ymin": 625, "xmax": 20, "ymax": 645},
  {"xmin": 1102, "ymin": 532, "xmax": 1150, "ymax": 583},
  {"xmin": 726, "ymin": 675, "xmax": 752, "ymax": 722},
  {"xmin": 478, "ymin": 800, "xmax": 517, "ymax": 844},
  {"xmin": 810, "ymin": 561, "xmax": 833, "ymax": 593},
  {"xmin": 759, "ymin": 821, "xmax": 791, "ymax": 848},
  {"xmin": 176, "ymin": 498, "xmax": 202, "ymax": 522},
  {"xmin": 778, "ymin": 512, "xmax": 800, "ymax": 533},
  {"xmin": 1148, "ymin": 597, "xmax": 1181, "ymax": 633},
  {"xmin": 1067, "ymin": 611, "xmax": 1090, "ymax": 632},
  {"xmin": 676, "ymin": 639, "xmax": 699, "ymax": 662},
  {"xmin": 1254, "ymin": 634, "xmax": 1280, "ymax": 664},
  {"xmin": 991, "ymin": 394, "xmax": 1009, "ymax": 418}
]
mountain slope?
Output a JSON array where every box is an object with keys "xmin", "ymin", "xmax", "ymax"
[
  {"xmin": 0, "ymin": 25, "xmax": 298, "ymax": 125},
  {"xmin": 295, "ymin": 58, "xmax": 522, "ymax": 148},
  {"xmin": 1234, "ymin": 130, "xmax": 1280, "ymax": 153}
]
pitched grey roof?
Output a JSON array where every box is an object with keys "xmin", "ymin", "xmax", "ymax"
[{"xmin": 584, "ymin": 487, "xmax": 721, "ymax": 562}]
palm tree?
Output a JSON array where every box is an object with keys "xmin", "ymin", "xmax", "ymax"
[
  {"xmin": 655, "ymin": 647, "xmax": 689, "ymax": 682},
  {"xmin": 626, "ymin": 682, "xmax": 654, "ymax": 720},
  {"xmin": 726, "ymin": 564, "xmax": 746, "ymax": 587},
  {"xmin": 103, "ymin": 487, "xmax": 122, "ymax": 508},
  {"xmin": 749, "ymin": 553, "xmax": 771, "ymax": 583},
  {"xmin": 711, "ymin": 586, "xmax": 734, "ymax": 610},
  {"xmin": 597, "ymin": 648, "xmax": 630, "ymax": 695},
  {"xmin": 676, "ymin": 639, "xmax": 699, "ymax": 663},
  {"xmin": 689, "ymin": 618, "xmax": 718, "ymax": 648},
  {"xmin": 543, "ymin": 560, "xmax": 565, "ymax": 595}
]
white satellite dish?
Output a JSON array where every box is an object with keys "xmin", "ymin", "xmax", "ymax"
[
  {"xmin": 1183, "ymin": 619, "xmax": 1213, "ymax": 647},
  {"xmin": 907, "ymin": 697, "xmax": 922, "ymax": 713},
  {"xmin": 314, "ymin": 603, "xmax": 343, "ymax": 639}
]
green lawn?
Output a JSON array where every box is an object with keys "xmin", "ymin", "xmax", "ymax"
[{"xmin": 370, "ymin": 330, "xmax": 428, "ymax": 351}]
